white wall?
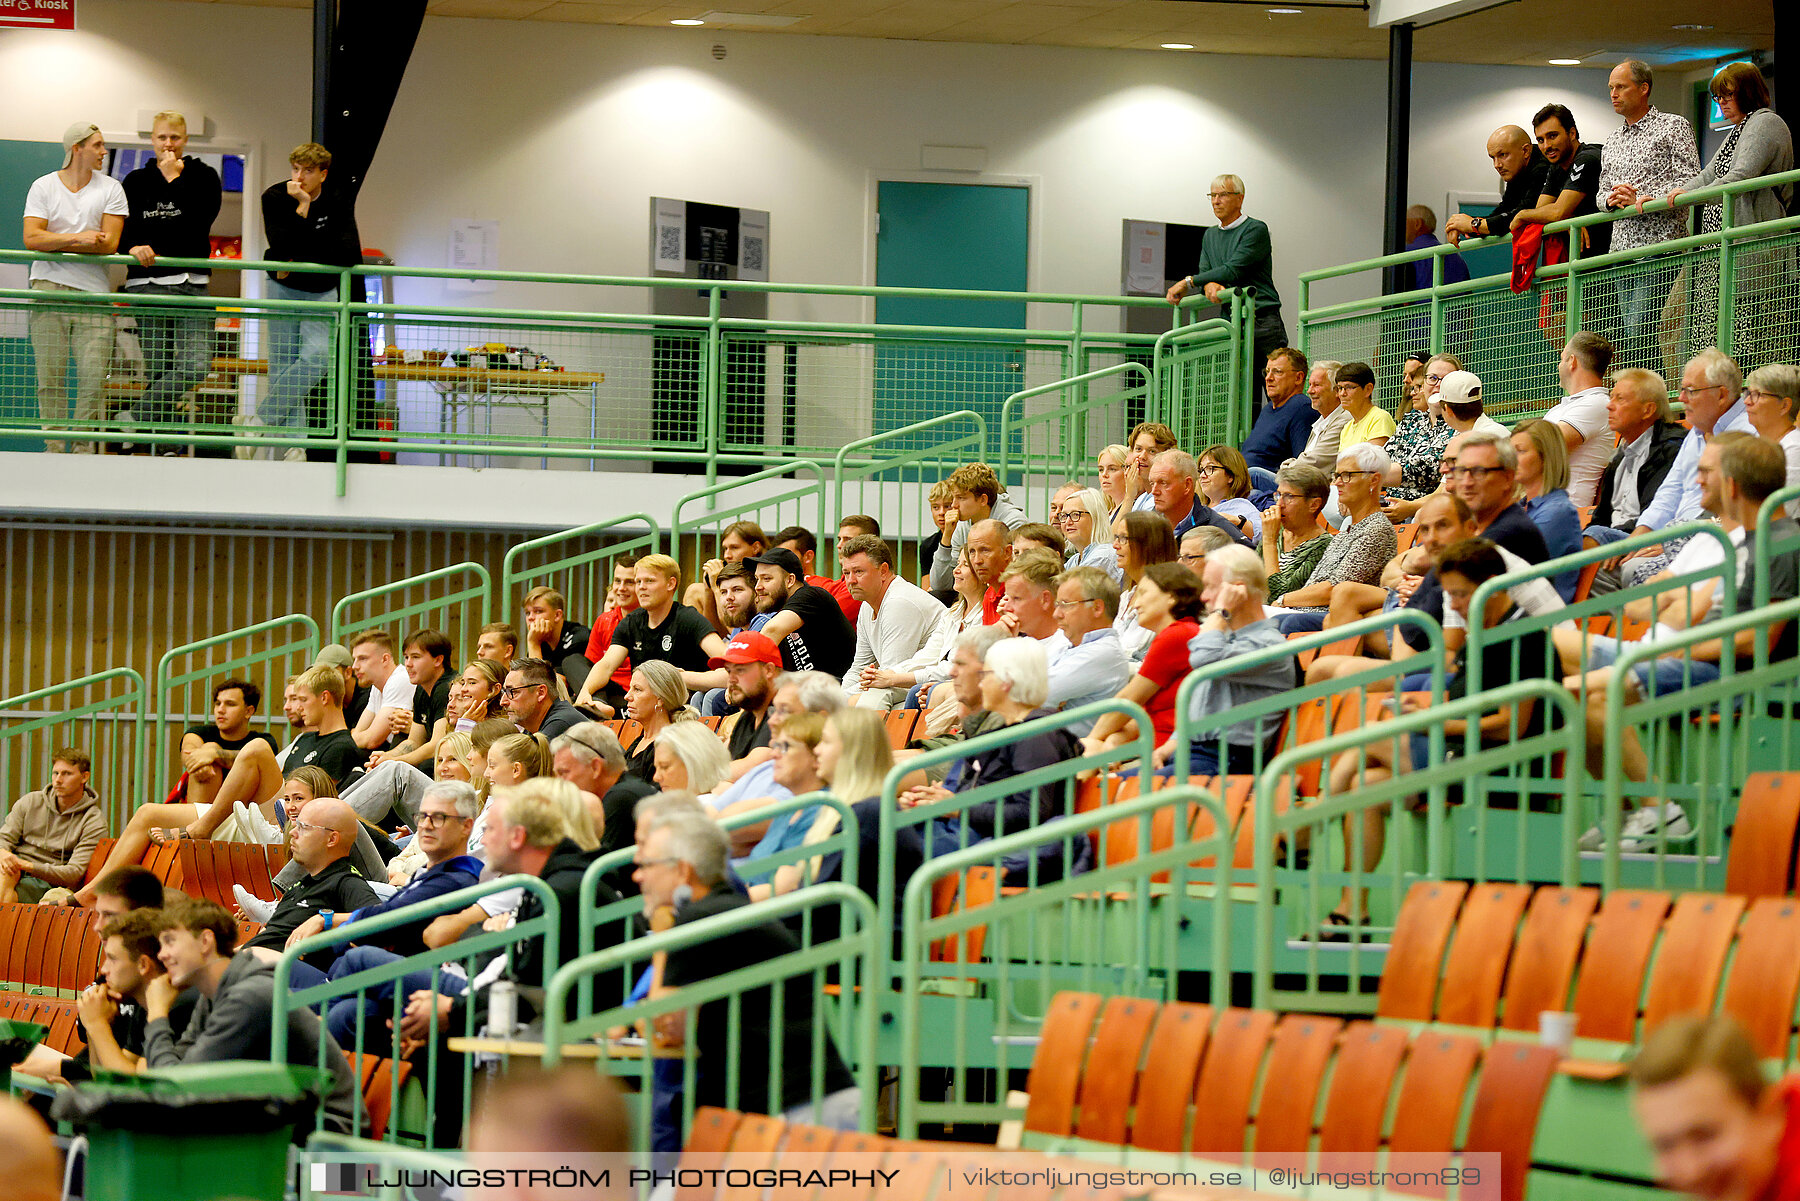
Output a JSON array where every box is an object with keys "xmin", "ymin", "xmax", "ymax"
[{"xmin": 3, "ymin": 0, "xmax": 1619, "ymax": 335}]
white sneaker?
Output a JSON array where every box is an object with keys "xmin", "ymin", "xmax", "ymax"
[
  {"xmin": 234, "ymin": 800, "xmax": 283, "ymax": 845},
  {"xmin": 1617, "ymin": 803, "xmax": 1694, "ymax": 853},
  {"xmin": 233, "ymin": 884, "xmax": 276, "ymax": 922},
  {"xmin": 282, "ymin": 446, "xmax": 306, "ymax": 462},
  {"xmin": 1576, "ymin": 821, "xmax": 1608, "ymax": 852}
]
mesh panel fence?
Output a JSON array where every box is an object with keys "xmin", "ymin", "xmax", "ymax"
[{"xmin": 0, "ymin": 670, "xmax": 146, "ymax": 837}]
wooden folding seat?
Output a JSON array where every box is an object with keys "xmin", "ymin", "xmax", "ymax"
[
  {"xmin": 617, "ymin": 719, "xmax": 645, "ymax": 750},
  {"xmin": 928, "ymin": 866, "xmax": 996, "ymax": 965},
  {"xmin": 1375, "ymin": 880, "xmax": 1470, "ymax": 1022},
  {"xmin": 1250, "ymin": 1014, "xmax": 1343, "ymax": 1154},
  {"xmin": 816, "ymin": 1131, "xmax": 888, "ymax": 1201},
  {"xmin": 1497, "ymin": 887, "xmax": 1600, "ymax": 1033},
  {"xmin": 1641, "ymin": 892, "xmax": 1746, "ymax": 1036},
  {"xmin": 50, "ymin": 904, "xmax": 103, "ymax": 993},
  {"xmin": 174, "ymin": 842, "xmax": 222, "ymax": 906},
  {"xmin": 1187, "ymin": 1007, "xmax": 1277, "ymax": 1159},
  {"xmin": 350, "ymin": 1053, "xmax": 413, "ymax": 1142},
  {"xmin": 37, "ymin": 999, "xmax": 82, "ymax": 1055},
  {"xmin": 81, "ymin": 838, "xmax": 118, "ymax": 886},
  {"xmin": 1434, "ymin": 883, "xmax": 1533, "ymax": 1031},
  {"xmin": 1387, "ymin": 1030, "xmax": 1483, "ymax": 1188},
  {"xmin": 1465, "ymin": 1041, "xmax": 1561, "ymax": 1201},
  {"xmin": 682, "ymin": 1107, "xmax": 744, "ymax": 1154},
  {"xmin": 1570, "ymin": 890, "xmax": 1673, "ymax": 1041},
  {"xmin": 1021, "ymin": 992, "xmax": 1105, "ymax": 1138},
  {"xmin": 766, "ymin": 1125, "xmax": 836, "ymax": 1201},
  {"xmin": 1570, "ymin": 560, "xmax": 1603, "ymax": 605},
  {"xmin": 1720, "ymin": 897, "xmax": 1800, "ymax": 1061},
  {"xmin": 1126, "ymin": 1001, "xmax": 1213, "ymax": 1152},
  {"xmin": 1726, "ymin": 773, "xmax": 1800, "ymax": 898},
  {"xmin": 883, "ymin": 709, "xmax": 919, "ymax": 750},
  {"xmin": 1287, "ymin": 697, "xmax": 1334, "ymax": 799},
  {"xmin": 1072, "ymin": 996, "xmax": 1160, "ymax": 1144},
  {"xmin": 21, "ymin": 906, "xmax": 65, "ymax": 993},
  {"xmin": 724, "ymin": 1111, "xmax": 786, "ymax": 1152},
  {"xmin": 1317, "ymin": 1022, "xmax": 1410, "ymax": 1155}
]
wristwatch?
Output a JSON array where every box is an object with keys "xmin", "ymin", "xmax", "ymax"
[{"xmin": 317, "ymin": 909, "xmax": 333, "ymax": 929}]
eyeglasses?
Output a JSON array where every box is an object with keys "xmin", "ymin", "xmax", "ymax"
[
  {"xmin": 1332, "ymin": 470, "xmax": 1375, "ymax": 483},
  {"xmin": 416, "ymin": 811, "xmax": 467, "ymax": 828},
  {"xmin": 770, "ymin": 739, "xmax": 807, "ymax": 754},
  {"xmin": 1177, "ymin": 552, "xmax": 1205, "ymax": 564},
  {"xmin": 289, "ymin": 818, "xmax": 330, "ymax": 837},
  {"xmin": 632, "ymin": 856, "xmax": 679, "ymax": 870},
  {"xmin": 1053, "ymin": 596, "xmax": 1096, "ymax": 608},
  {"xmin": 1111, "ymin": 534, "xmax": 1130, "ymax": 546},
  {"xmin": 1449, "ymin": 465, "xmax": 1508, "ymax": 479},
  {"xmin": 1274, "ymin": 491, "xmax": 1306, "ymax": 503},
  {"xmin": 1207, "ymin": 191, "xmax": 1240, "ymax": 199},
  {"xmin": 1197, "ymin": 465, "xmax": 1225, "ymax": 476},
  {"xmin": 1055, "ymin": 511, "xmax": 1082, "ymax": 522},
  {"xmin": 1678, "ymin": 384, "xmax": 1726, "ymax": 398},
  {"xmin": 1426, "ymin": 373, "xmax": 1448, "ymax": 384}
]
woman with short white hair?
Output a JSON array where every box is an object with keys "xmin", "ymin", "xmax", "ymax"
[{"xmin": 653, "ymin": 722, "xmax": 731, "ymax": 797}]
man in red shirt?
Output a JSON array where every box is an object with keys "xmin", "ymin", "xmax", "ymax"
[
  {"xmin": 964, "ymin": 520, "xmax": 1013, "ymax": 626},
  {"xmin": 772, "ymin": 526, "xmax": 859, "ymax": 624},
  {"xmin": 1631, "ymin": 1013, "xmax": 1800, "ymax": 1201},
  {"xmin": 582, "ymin": 557, "xmax": 640, "ymax": 711}
]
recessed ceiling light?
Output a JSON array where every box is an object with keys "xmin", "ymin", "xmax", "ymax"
[
  {"xmin": 1267, "ymin": 8, "xmax": 1304, "ymax": 13},
  {"xmin": 671, "ymin": 18, "xmax": 705, "ymax": 25},
  {"xmin": 1161, "ymin": 42, "xmax": 1195, "ymax": 50},
  {"xmin": 1673, "ymin": 23, "xmax": 1713, "ymax": 30},
  {"xmin": 1548, "ymin": 58, "xmax": 1582, "ymax": 65}
]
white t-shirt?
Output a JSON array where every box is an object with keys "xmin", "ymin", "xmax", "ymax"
[
  {"xmin": 24, "ymin": 171, "xmax": 128, "ymax": 293},
  {"xmin": 376, "ymin": 663, "xmax": 415, "ymax": 713},
  {"xmin": 1544, "ymin": 386, "xmax": 1613, "ymax": 508}
]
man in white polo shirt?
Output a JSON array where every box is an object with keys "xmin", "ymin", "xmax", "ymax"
[
  {"xmin": 22, "ymin": 122, "xmax": 128, "ymax": 454},
  {"xmin": 1545, "ymin": 331, "xmax": 1616, "ymax": 508}
]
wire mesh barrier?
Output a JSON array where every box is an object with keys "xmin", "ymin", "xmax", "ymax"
[
  {"xmin": 1248, "ymin": 681, "xmax": 1583, "ymax": 1013},
  {"xmin": 997, "ymin": 363, "xmax": 1150, "ymax": 507},
  {"xmin": 893, "ymin": 780, "xmax": 1234, "ymax": 1140},
  {"xmin": 541, "ymin": 883, "xmax": 880, "ymax": 1149},
  {"xmin": 329, "ymin": 563, "xmax": 493, "ymax": 649},
  {"xmin": 149, "ymin": 615, "xmax": 322, "ymax": 803},
  {"xmin": 271, "ymin": 873, "xmax": 564, "ymax": 1148},
  {"xmin": 1152, "ymin": 310, "xmax": 1245, "ymax": 450},
  {"xmin": 1460, "ymin": 524, "xmax": 1740, "ymax": 893},
  {"xmin": 1297, "ymin": 168, "xmax": 1800, "ymax": 423},
  {"xmin": 498, "ymin": 516, "xmax": 662, "ymax": 640},
  {"xmin": 0, "ymin": 669, "xmax": 146, "ymax": 835}
]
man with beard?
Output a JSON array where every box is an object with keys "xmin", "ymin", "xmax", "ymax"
[
  {"xmin": 711, "ymin": 631, "xmax": 782, "ymax": 779},
  {"xmin": 747, "ymin": 549, "xmax": 856, "ymax": 679}
]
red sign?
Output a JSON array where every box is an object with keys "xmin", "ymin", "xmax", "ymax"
[{"xmin": 0, "ymin": 0, "xmax": 75, "ymax": 31}]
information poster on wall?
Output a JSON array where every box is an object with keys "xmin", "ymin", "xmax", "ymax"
[
  {"xmin": 653, "ymin": 198, "xmax": 687, "ymax": 272},
  {"xmin": 1124, "ymin": 220, "xmax": 1164, "ymax": 295},
  {"xmin": 738, "ymin": 209, "xmax": 769, "ymax": 282},
  {"xmin": 447, "ymin": 219, "xmax": 499, "ymax": 292},
  {"xmin": 1, "ymin": 1, "xmax": 76, "ymax": 31}
]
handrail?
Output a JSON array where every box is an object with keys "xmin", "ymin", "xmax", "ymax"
[
  {"xmin": 1753, "ymin": 484, "xmax": 1800, "ymax": 610},
  {"xmin": 669, "ymin": 460, "xmax": 827, "ymax": 543},
  {"xmin": 499, "ymin": 515, "xmax": 662, "ymax": 605},
  {"xmin": 0, "ymin": 668, "xmax": 147, "ymax": 827},
  {"xmin": 996, "ymin": 362, "xmax": 1150, "ymax": 484},
  {"xmin": 329, "ymin": 562, "xmax": 493, "ymax": 645}
]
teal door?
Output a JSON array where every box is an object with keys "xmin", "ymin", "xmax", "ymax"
[
  {"xmin": 2, "ymin": 140, "xmax": 76, "ymax": 452},
  {"xmin": 874, "ymin": 181, "xmax": 1029, "ymax": 450}
]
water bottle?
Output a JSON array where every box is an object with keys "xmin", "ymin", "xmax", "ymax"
[{"xmin": 486, "ymin": 979, "xmax": 518, "ymax": 1040}]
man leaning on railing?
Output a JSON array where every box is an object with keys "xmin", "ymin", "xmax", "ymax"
[{"xmin": 22, "ymin": 122, "xmax": 126, "ymax": 455}]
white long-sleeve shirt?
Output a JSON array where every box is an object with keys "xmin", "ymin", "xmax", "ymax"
[{"xmin": 841, "ymin": 577, "xmax": 948, "ymax": 695}]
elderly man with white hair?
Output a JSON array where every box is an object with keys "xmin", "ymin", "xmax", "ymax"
[
  {"xmin": 1276, "ymin": 441, "xmax": 1401, "ymax": 635},
  {"xmin": 1154, "ymin": 545, "xmax": 1296, "ymax": 776}
]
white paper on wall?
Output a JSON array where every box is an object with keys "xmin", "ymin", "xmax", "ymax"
[{"xmin": 653, "ymin": 198, "xmax": 687, "ymax": 272}]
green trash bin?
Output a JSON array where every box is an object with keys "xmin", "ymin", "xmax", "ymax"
[{"xmin": 50, "ymin": 1062, "xmax": 331, "ymax": 1201}]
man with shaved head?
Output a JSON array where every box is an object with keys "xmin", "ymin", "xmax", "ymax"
[
  {"xmin": 965, "ymin": 518, "xmax": 1014, "ymax": 625},
  {"xmin": 1446, "ymin": 125, "xmax": 1549, "ymax": 245},
  {"xmin": 239, "ymin": 796, "xmax": 378, "ymax": 972}
]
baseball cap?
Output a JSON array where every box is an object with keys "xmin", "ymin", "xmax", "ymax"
[
  {"xmin": 745, "ymin": 548, "xmax": 805, "ymax": 579},
  {"xmin": 709, "ymin": 630, "xmax": 782, "ymax": 669},
  {"xmin": 1439, "ymin": 370, "xmax": 1483, "ymax": 408},
  {"xmin": 62, "ymin": 122, "xmax": 101, "ymax": 168},
  {"xmin": 313, "ymin": 644, "xmax": 353, "ymax": 669}
]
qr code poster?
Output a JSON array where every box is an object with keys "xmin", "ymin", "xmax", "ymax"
[
  {"xmin": 653, "ymin": 198, "xmax": 686, "ymax": 272},
  {"xmin": 739, "ymin": 209, "xmax": 770, "ymax": 281}
]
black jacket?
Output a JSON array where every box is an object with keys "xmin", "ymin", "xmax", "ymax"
[{"xmin": 1590, "ymin": 421, "xmax": 1688, "ymax": 532}]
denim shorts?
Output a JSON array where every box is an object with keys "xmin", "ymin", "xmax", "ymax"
[{"xmin": 1583, "ymin": 634, "xmax": 1721, "ymax": 696}]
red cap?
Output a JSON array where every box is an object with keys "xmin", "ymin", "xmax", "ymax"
[{"xmin": 709, "ymin": 630, "xmax": 782, "ymax": 669}]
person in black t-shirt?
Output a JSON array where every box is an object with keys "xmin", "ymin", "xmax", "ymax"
[
  {"xmin": 576, "ymin": 554, "xmax": 728, "ymax": 714},
  {"xmin": 1515, "ymin": 104, "xmax": 1611, "ymax": 256},
  {"xmin": 176, "ymin": 678, "xmax": 277, "ymax": 792},
  {"xmin": 75, "ymin": 663, "xmax": 361, "ymax": 906},
  {"xmin": 747, "ymin": 549, "xmax": 856, "ymax": 679},
  {"xmin": 522, "ymin": 586, "xmax": 595, "ymax": 695},
  {"xmin": 241, "ymin": 797, "xmax": 379, "ymax": 970},
  {"xmin": 68, "ymin": 910, "xmax": 197, "ymax": 1077},
  {"xmin": 1446, "ymin": 126, "xmax": 1550, "ymax": 244}
]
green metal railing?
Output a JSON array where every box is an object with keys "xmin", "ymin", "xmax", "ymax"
[
  {"xmin": 541, "ymin": 882, "xmax": 879, "ymax": 1149},
  {"xmin": 329, "ymin": 562, "xmax": 493, "ymax": 648},
  {"xmin": 272, "ymin": 873, "xmax": 562, "ymax": 1148},
  {"xmin": 0, "ymin": 668, "xmax": 147, "ymax": 835},
  {"xmin": 1153, "ymin": 302, "xmax": 1249, "ymax": 448},
  {"xmin": 997, "ymin": 362, "xmax": 1150, "ymax": 492},
  {"xmin": 1297, "ymin": 168, "xmax": 1800, "ymax": 419},
  {"xmin": 669, "ymin": 461, "xmax": 827, "ymax": 574},
  {"xmin": 831, "ymin": 410, "xmax": 988, "ymax": 576},
  {"xmin": 894, "ymin": 780, "xmax": 1234, "ymax": 1139},
  {"xmin": 499, "ymin": 515, "xmax": 662, "ymax": 635},
  {"xmin": 149, "ymin": 615, "xmax": 320, "ymax": 796},
  {"xmin": 0, "ymin": 249, "xmax": 1240, "ymax": 492},
  {"xmin": 1249, "ymin": 680, "xmax": 1583, "ymax": 1012},
  {"xmin": 1752, "ymin": 483, "xmax": 1800, "ymax": 609}
]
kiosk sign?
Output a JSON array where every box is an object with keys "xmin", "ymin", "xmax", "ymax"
[{"xmin": 1, "ymin": 0, "xmax": 75, "ymax": 31}]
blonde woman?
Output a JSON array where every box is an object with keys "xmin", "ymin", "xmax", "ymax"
[
  {"xmin": 767, "ymin": 707, "xmax": 895, "ymax": 896},
  {"xmin": 1098, "ymin": 444, "xmax": 1139, "ymax": 525},
  {"xmin": 652, "ymin": 721, "xmax": 731, "ymax": 796},
  {"xmin": 1059, "ymin": 487, "xmax": 1123, "ymax": 584},
  {"xmin": 623, "ymin": 660, "xmax": 698, "ymax": 783},
  {"xmin": 385, "ymin": 731, "xmax": 475, "ymax": 885}
]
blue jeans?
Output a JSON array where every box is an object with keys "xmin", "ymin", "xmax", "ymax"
[
  {"xmin": 1615, "ymin": 256, "xmax": 1679, "ymax": 370},
  {"xmin": 1248, "ymin": 467, "xmax": 1279, "ymax": 492},
  {"xmin": 314, "ymin": 946, "xmax": 468, "ymax": 1049},
  {"xmin": 260, "ymin": 279, "xmax": 336, "ymax": 430},
  {"xmin": 128, "ymin": 281, "xmax": 214, "ymax": 430},
  {"xmin": 1278, "ymin": 611, "xmax": 1327, "ymax": 636},
  {"xmin": 1583, "ymin": 634, "xmax": 1722, "ymax": 697}
]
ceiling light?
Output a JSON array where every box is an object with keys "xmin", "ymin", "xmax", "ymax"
[
  {"xmin": 1161, "ymin": 42, "xmax": 1195, "ymax": 50},
  {"xmin": 1672, "ymin": 24, "xmax": 1713, "ymax": 31},
  {"xmin": 671, "ymin": 18, "xmax": 705, "ymax": 26},
  {"xmin": 1548, "ymin": 58, "xmax": 1582, "ymax": 65},
  {"xmin": 1267, "ymin": 8, "xmax": 1304, "ymax": 13}
]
